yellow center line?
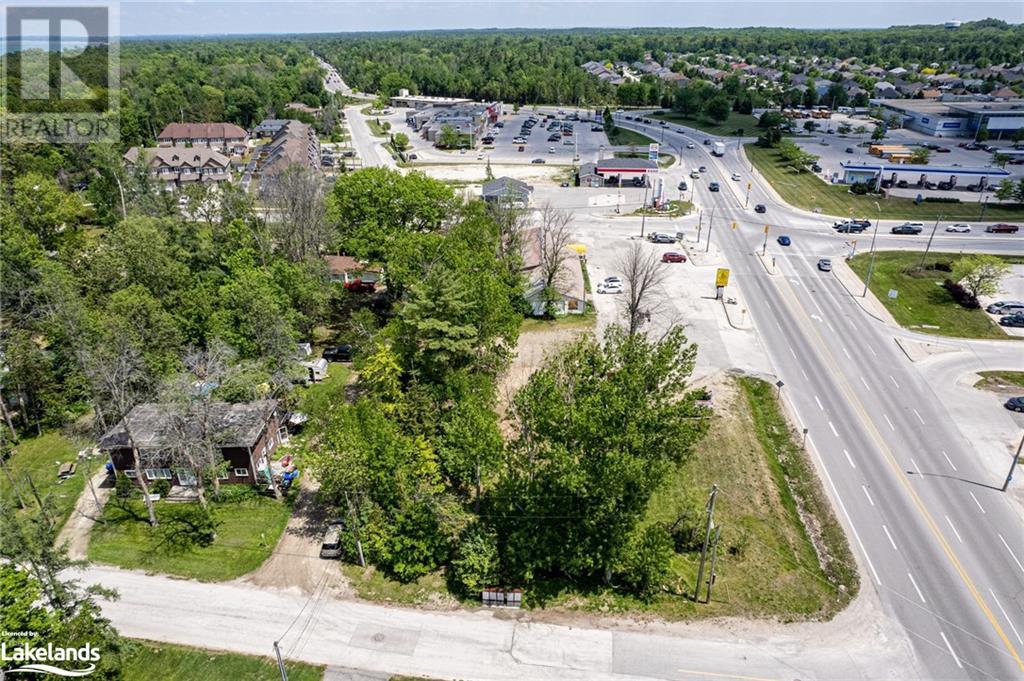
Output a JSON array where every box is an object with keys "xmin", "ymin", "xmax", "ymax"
[
  {"xmin": 675, "ymin": 669, "xmax": 777, "ymax": 681},
  {"xmin": 765, "ymin": 251, "xmax": 1024, "ymax": 674}
]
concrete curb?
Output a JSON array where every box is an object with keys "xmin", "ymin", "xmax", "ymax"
[
  {"xmin": 721, "ymin": 297, "xmax": 752, "ymax": 331},
  {"xmin": 755, "ymin": 250, "xmax": 780, "ymax": 276},
  {"xmin": 830, "ymin": 258, "xmax": 895, "ymax": 326}
]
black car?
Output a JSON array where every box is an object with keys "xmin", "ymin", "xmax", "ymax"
[
  {"xmin": 709, "ymin": 182, "xmax": 720, "ymax": 192},
  {"xmin": 754, "ymin": 204, "xmax": 767, "ymax": 213},
  {"xmin": 703, "ymin": 139, "xmax": 711, "ymax": 145},
  {"xmin": 322, "ymin": 344, "xmax": 353, "ymax": 362},
  {"xmin": 891, "ymin": 224, "xmax": 924, "ymax": 235},
  {"xmin": 999, "ymin": 314, "xmax": 1024, "ymax": 328},
  {"xmin": 1006, "ymin": 396, "xmax": 1024, "ymax": 413}
]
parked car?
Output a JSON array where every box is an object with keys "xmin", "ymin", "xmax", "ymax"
[
  {"xmin": 891, "ymin": 223, "xmax": 924, "ymax": 235},
  {"xmin": 777, "ymin": 235, "xmax": 792, "ymax": 246},
  {"xmin": 322, "ymin": 344, "xmax": 353, "ymax": 362},
  {"xmin": 811, "ymin": 163, "xmax": 822, "ymax": 173},
  {"xmin": 548, "ymin": 134, "xmax": 560, "ymax": 142},
  {"xmin": 946, "ymin": 223, "xmax": 971, "ymax": 233},
  {"xmin": 936, "ymin": 147, "xmax": 951, "ymax": 153},
  {"xmin": 602, "ymin": 276, "xmax": 622, "ymax": 286},
  {"xmin": 986, "ymin": 301, "xmax": 1024, "ymax": 314},
  {"xmin": 548, "ymin": 146, "xmax": 556, "ymax": 154},
  {"xmin": 652, "ymin": 233, "xmax": 675, "ymax": 244},
  {"xmin": 754, "ymin": 204, "xmax": 767, "ymax": 213},
  {"xmin": 817, "ymin": 258, "xmax": 832, "ymax": 272},
  {"xmin": 986, "ymin": 223, "xmax": 1019, "ymax": 234},
  {"xmin": 597, "ymin": 281, "xmax": 623, "ymax": 294},
  {"xmin": 1005, "ymin": 396, "xmax": 1024, "ymax": 413},
  {"xmin": 999, "ymin": 314, "xmax": 1024, "ymax": 328},
  {"xmin": 662, "ymin": 252, "xmax": 687, "ymax": 263},
  {"xmin": 343, "ymin": 279, "xmax": 375, "ymax": 294},
  {"xmin": 560, "ymin": 181, "xmax": 570, "ymax": 188},
  {"xmin": 709, "ymin": 182, "xmax": 720, "ymax": 192},
  {"xmin": 319, "ymin": 522, "xmax": 346, "ymax": 559}
]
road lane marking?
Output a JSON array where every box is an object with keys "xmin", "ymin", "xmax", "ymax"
[
  {"xmin": 829, "ymin": 421, "xmax": 839, "ymax": 437},
  {"xmin": 940, "ymin": 632, "xmax": 963, "ymax": 669},
  {"xmin": 867, "ymin": 345, "xmax": 877, "ymax": 357},
  {"xmin": 862, "ymin": 485, "xmax": 875, "ymax": 506},
  {"xmin": 969, "ymin": 492, "xmax": 985, "ymax": 514},
  {"xmin": 883, "ymin": 525, "xmax": 898, "ymax": 550},
  {"xmin": 908, "ymin": 572, "xmax": 925, "ymax": 603},
  {"xmin": 990, "ymin": 589, "xmax": 1024, "ymax": 645},
  {"xmin": 910, "ymin": 458, "xmax": 921, "ymax": 475},
  {"xmin": 675, "ymin": 669, "xmax": 777, "ymax": 681},
  {"xmin": 942, "ymin": 451, "xmax": 958, "ymax": 472},
  {"xmin": 789, "ymin": 347, "xmax": 797, "ymax": 358},
  {"xmin": 998, "ymin": 534, "xmax": 1024, "ymax": 575},
  {"xmin": 841, "ymin": 345, "xmax": 851, "ymax": 359},
  {"xmin": 815, "ymin": 395, "xmax": 824, "ymax": 410},
  {"xmin": 890, "ymin": 375, "xmax": 900, "ymax": 389},
  {"xmin": 945, "ymin": 516, "xmax": 963, "ymax": 544},
  {"xmin": 827, "ymin": 322, "xmax": 835, "ymax": 333},
  {"xmin": 843, "ymin": 449, "xmax": 856, "ymax": 469},
  {"xmin": 800, "ymin": 369, "xmax": 808, "ymax": 379},
  {"xmin": 911, "ymin": 408, "xmax": 925, "ymax": 425},
  {"xmin": 859, "ymin": 376, "xmax": 871, "ymax": 391},
  {"xmin": 883, "ymin": 414, "xmax": 895, "ymax": 431}
]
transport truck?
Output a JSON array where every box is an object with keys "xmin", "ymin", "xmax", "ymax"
[{"xmin": 712, "ymin": 141, "xmax": 725, "ymax": 157}]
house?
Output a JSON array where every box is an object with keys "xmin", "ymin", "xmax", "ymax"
[
  {"xmin": 156, "ymin": 122, "xmax": 248, "ymax": 156},
  {"xmin": 123, "ymin": 146, "xmax": 231, "ymax": 188},
  {"xmin": 481, "ymin": 176, "xmax": 533, "ymax": 208},
  {"xmin": 98, "ymin": 400, "xmax": 283, "ymax": 487},
  {"xmin": 520, "ymin": 228, "xmax": 587, "ymax": 317},
  {"xmin": 259, "ymin": 120, "xmax": 321, "ymax": 177},
  {"xmin": 252, "ymin": 119, "xmax": 293, "ymax": 138},
  {"xmin": 322, "ymin": 255, "xmax": 382, "ymax": 285},
  {"xmin": 888, "ymin": 67, "xmax": 908, "ymax": 77},
  {"xmin": 990, "ymin": 87, "xmax": 1019, "ymax": 100}
]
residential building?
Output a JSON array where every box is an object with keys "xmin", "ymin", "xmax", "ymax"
[
  {"xmin": 98, "ymin": 400, "xmax": 283, "ymax": 487},
  {"xmin": 156, "ymin": 122, "xmax": 248, "ymax": 156},
  {"xmin": 259, "ymin": 120, "xmax": 321, "ymax": 176},
  {"xmin": 481, "ymin": 176, "xmax": 533, "ymax": 208},
  {"xmin": 123, "ymin": 146, "xmax": 232, "ymax": 188},
  {"xmin": 520, "ymin": 228, "xmax": 586, "ymax": 317},
  {"xmin": 252, "ymin": 119, "xmax": 293, "ymax": 138},
  {"xmin": 322, "ymin": 255, "xmax": 382, "ymax": 285}
]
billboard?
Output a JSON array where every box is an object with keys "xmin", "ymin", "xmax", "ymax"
[{"xmin": 649, "ymin": 143, "xmax": 659, "ymax": 161}]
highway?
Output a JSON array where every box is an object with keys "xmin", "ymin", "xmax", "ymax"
[{"xmin": 612, "ymin": 113, "xmax": 1024, "ymax": 681}]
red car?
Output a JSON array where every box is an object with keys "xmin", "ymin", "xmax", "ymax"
[
  {"xmin": 343, "ymin": 278, "xmax": 376, "ymax": 293},
  {"xmin": 661, "ymin": 252, "xmax": 687, "ymax": 263},
  {"xmin": 986, "ymin": 223, "xmax": 1020, "ymax": 234}
]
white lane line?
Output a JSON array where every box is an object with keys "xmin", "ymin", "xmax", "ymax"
[
  {"xmin": 939, "ymin": 632, "xmax": 963, "ymax": 669},
  {"xmin": 862, "ymin": 485, "xmax": 875, "ymax": 506},
  {"xmin": 829, "ymin": 421, "xmax": 839, "ymax": 437},
  {"xmin": 998, "ymin": 534, "xmax": 1024, "ymax": 575},
  {"xmin": 827, "ymin": 322, "xmax": 836, "ymax": 333},
  {"xmin": 911, "ymin": 408, "xmax": 925, "ymax": 425},
  {"xmin": 867, "ymin": 345, "xmax": 877, "ymax": 357},
  {"xmin": 969, "ymin": 491, "xmax": 985, "ymax": 514},
  {"xmin": 842, "ymin": 345, "xmax": 851, "ymax": 359},
  {"xmin": 789, "ymin": 346, "xmax": 797, "ymax": 359},
  {"xmin": 843, "ymin": 449, "xmax": 857, "ymax": 469},
  {"xmin": 907, "ymin": 572, "xmax": 925, "ymax": 603},
  {"xmin": 883, "ymin": 414, "xmax": 895, "ymax": 431},
  {"xmin": 859, "ymin": 375, "xmax": 871, "ymax": 392},
  {"xmin": 800, "ymin": 368, "xmax": 809, "ymax": 380},
  {"xmin": 882, "ymin": 525, "xmax": 898, "ymax": 550},
  {"xmin": 776, "ymin": 319, "xmax": 783, "ymax": 330},
  {"xmin": 815, "ymin": 395, "xmax": 824, "ymax": 410},
  {"xmin": 945, "ymin": 516, "xmax": 963, "ymax": 544},
  {"xmin": 889, "ymin": 375, "xmax": 900, "ymax": 389},
  {"xmin": 990, "ymin": 589, "xmax": 1024, "ymax": 645},
  {"xmin": 942, "ymin": 451, "xmax": 958, "ymax": 472}
]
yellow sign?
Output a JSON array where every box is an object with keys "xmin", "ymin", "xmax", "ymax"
[
  {"xmin": 716, "ymin": 268, "xmax": 730, "ymax": 287},
  {"xmin": 747, "ymin": 182, "xmax": 752, "ymax": 189},
  {"xmin": 731, "ymin": 221, "xmax": 737, "ymax": 230},
  {"xmin": 764, "ymin": 224, "xmax": 770, "ymax": 234}
]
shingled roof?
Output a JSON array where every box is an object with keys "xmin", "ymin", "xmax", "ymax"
[
  {"xmin": 157, "ymin": 122, "xmax": 248, "ymax": 141},
  {"xmin": 98, "ymin": 400, "xmax": 278, "ymax": 452}
]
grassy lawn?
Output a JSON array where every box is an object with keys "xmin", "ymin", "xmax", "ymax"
[
  {"xmin": 341, "ymin": 563, "xmax": 456, "ymax": 608},
  {"xmin": 745, "ymin": 143, "xmax": 1024, "ymax": 221},
  {"xmin": 296, "ymin": 363, "xmax": 352, "ymax": 431},
  {"xmin": 974, "ymin": 371, "xmax": 1024, "ymax": 391},
  {"xmin": 632, "ymin": 199, "xmax": 693, "ymax": 217},
  {"xmin": 88, "ymin": 487, "xmax": 294, "ymax": 581},
  {"xmin": 519, "ymin": 309, "xmax": 597, "ymax": 332},
  {"xmin": 125, "ymin": 640, "xmax": 323, "ymax": 681},
  {"xmin": 652, "ymin": 110, "xmax": 759, "ymax": 137},
  {"xmin": 365, "ymin": 118, "xmax": 390, "ymax": 137},
  {"xmin": 606, "ymin": 126, "xmax": 656, "ymax": 146},
  {"xmin": 848, "ymin": 251, "xmax": 1019, "ymax": 340},
  {"xmin": 0, "ymin": 430, "xmax": 96, "ymax": 530}
]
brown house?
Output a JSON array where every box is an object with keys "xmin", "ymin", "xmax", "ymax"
[
  {"xmin": 123, "ymin": 146, "xmax": 232, "ymax": 188},
  {"xmin": 98, "ymin": 400, "xmax": 282, "ymax": 487},
  {"xmin": 323, "ymin": 255, "xmax": 381, "ymax": 285},
  {"xmin": 156, "ymin": 122, "xmax": 249, "ymax": 156}
]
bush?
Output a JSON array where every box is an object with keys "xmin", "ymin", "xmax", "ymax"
[
  {"xmin": 849, "ymin": 182, "xmax": 871, "ymax": 195},
  {"xmin": 923, "ymin": 196, "xmax": 961, "ymax": 203},
  {"xmin": 150, "ymin": 478, "xmax": 172, "ymax": 497},
  {"xmin": 943, "ymin": 279, "xmax": 980, "ymax": 309},
  {"xmin": 615, "ymin": 525, "xmax": 675, "ymax": 600},
  {"xmin": 449, "ymin": 523, "xmax": 500, "ymax": 596},
  {"xmin": 115, "ymin": 473, "xmax": 134, "ymax": 499}
]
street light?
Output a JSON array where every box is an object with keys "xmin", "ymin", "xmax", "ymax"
[
  {"xmin": 862, "ymin": 201, "xmax": 882, "ymax": 298},
  {"xmin": 640, "ymin": 183, "xmax": 650, "ymax": 239},
  {"xmin": 705, "ymin": 204, "xmax": 717, "ymax": 253}
]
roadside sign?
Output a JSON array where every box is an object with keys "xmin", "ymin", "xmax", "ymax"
[
  {"xmin": 747, "ymin": 182, "xmax": 752, "ymax": 189},
  {"xmin": 648, "ymin": 143, "xmax": 659, "ymax": 161},
  {"xmin": 716, "ymin": 268, "xmax": 731, "ymax": 287},
  {"xmin": 763, "ymin": 225, "xmax": 770, "ymax": 234},
  {"xmin": 731, "ymin": 221, "xmax": 737, "ymax": 230}
]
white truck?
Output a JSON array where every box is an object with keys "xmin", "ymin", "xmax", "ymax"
[{"xmin": 712, "ymin": 141, "xmax": 726, "ymax": 157}]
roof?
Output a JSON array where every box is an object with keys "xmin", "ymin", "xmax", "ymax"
[
  {"xmin": 595, "ymin": 157, "xmax": 658, "ymax": 172},
  {"xmin": 521, "ymin": 228, "xmax": 585, "ymax": 302},
  {"xmin": 482, "ymin": 176, "xmax": 532, "ymax": 198},
  {"xmin": 261, "ymin": 120, "xmax": 318, "ymax": 175},
  {"xmin": 98, "ymin": 400, "xmax": 279, "ymax": 452},
  {"xmin": 157, "ymin": 122, "xmax": 247, "ymax": 140},
  {"xmin": 946, "ymin": 99, "xmax": 1024, "ymax": 114},
  {"xmin": 322, "ymin": 255, "xmax": 380, "ymax": 275},
  {"xmin": 842, "ymin": 163, "xmax": 1010, "ymax": 177},
  {"xmin": 124, "ymin": 146, "xmax": 230, "ymax": 169}
]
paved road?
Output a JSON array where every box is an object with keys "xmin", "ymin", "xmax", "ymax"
[
  {"xmin": 611, "ymin": 114, "xmax": 1024, "ymax": 681},
  {"xmin": 344, "ymin": 104, "xmax": 398, "ymax": 170}
]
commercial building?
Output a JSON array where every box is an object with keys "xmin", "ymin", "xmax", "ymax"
[
  {"xmin": 406, "ymin": 102, "xmax": 501, "ymax": 146},
  {"xmin": 879, "ymin": 99, "xmax": 1024, "ymax": 139},
  {"xmin": 578, "ymin": 157, "xmax": 659, "ymax": 187},
  {"xmin": 390, "ymin": 89, "xmax": 473, "ymax": 110},
  {"xmin": 945, "ymin": 101, "xmax": 1024, "ymax": 139},
  {"xmin": 839, "ymin": 162, "xmax": 1010, "ymax": 189}
]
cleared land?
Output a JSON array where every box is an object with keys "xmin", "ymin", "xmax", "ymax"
[
  {"xmin": 124, "ymin": 641, "xmax": 324, "ymax": 681},
  {"xmin": 88, "ymin": 488, "xmax": 294, "ymax": 581},
  {"xmin": 0, "ymin": 431, "xmax": 96, "ymax": 530},
  {"xmin": 745, "ymin": 143, "xmax": 1024, "ymax": 221},
  {"xmin": 848, "ymin": 252, "xmax": 1022, "ymax": 340},
  {"xmin": 974, "ymin": 370, "xmax": 1024, "ymax": 391},
  {"xmin": 652, "ymin": 110, "xmax": 759, "ymax": 137}
]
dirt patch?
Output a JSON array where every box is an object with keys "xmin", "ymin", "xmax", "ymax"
[{"xmin": 57, "ymin": 468, "xmax": 113, "ymax": 560}]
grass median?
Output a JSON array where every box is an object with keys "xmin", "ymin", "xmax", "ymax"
[
  {"xmin": 125, "ymin": 641, "xmax": 324, "ymax": 681},
  {"xmin": 848, "ymin": 251, "xmax": 1022, "ymax": 340},
  {"xmin": 605, "ymin": 126, "xmax": 656, "ymax": 146},
  {"xmin": 651, "ymin": 110, "xmax": 759, "ymax": 137},
  {"xmin": 744, "ymin": 143, "xmax": 1024, "ymax": 221}
]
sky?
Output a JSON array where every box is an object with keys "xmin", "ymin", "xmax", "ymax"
[{"xmin": 113, "ymin": 1, "xmax": 1022, "ymax": 36}]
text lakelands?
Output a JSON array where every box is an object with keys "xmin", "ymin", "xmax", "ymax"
[{"xmin": 0, "ymin": 642, "xmax": 101, "ymax": 663}]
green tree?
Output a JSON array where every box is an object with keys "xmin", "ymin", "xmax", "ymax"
[
  {"xmin": 909, "ymin": 148, "xmax": 931, "ymax": 165},
  {"xmin": 6, "ymin": 173, "xmax": 87, "ymax": 251},
  {"xmin": 704, "ymin": 95, "xmax": 732, "ymax": 123},
  {"xmin": 439, "ymin": 124, "xmax": 461, "ymax": 149},
  {"xmin": 994, "ymin": 178, "xmax": 1016, "ymax": 202},
  {"xmin": 392, "ymin": 132, "xmax": 410, "ymax": 150},
  {"xmin": 952, "ymin": 255, "xmax": 1010, "ymax": 300},
  {"xmin": 871, "ymin": 124, "xmax": 886, "ymax": 141},
  {"xmin": 976, "ymin": 126, "xmax": 990, "ymax": 142}
]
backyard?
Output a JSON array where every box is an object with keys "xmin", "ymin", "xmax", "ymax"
[
  {"xmin": 848, "ymin": 251, "xmax": 1023, "ymax": 339},
  {"xmin": 745, "ymin": 143, "xmax": 1024, "ymax": 221},
  {"xmin": 651, "ymin": 110, "xmax": 759, "ymax": 137}
]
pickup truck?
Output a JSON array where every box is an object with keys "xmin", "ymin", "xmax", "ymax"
[{"xmin": 986, "ymin": 223, "xmax": 1019, "ymax": 234}]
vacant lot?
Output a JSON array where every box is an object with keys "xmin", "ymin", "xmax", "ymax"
[
  {"xmin": 745, "ymin": 143, "xmax": 1024, "ymax": 221},
  {"xmin": 652, "ymin": 110, "xmax": 759, "ymax": 137},
  {"xmin": 848, "ymin": 252, "xmax": 1021, "ymax": 340},
  {"xmin": 0, "ymin": 431, "xmax": 96, "ymax": 530},
  {"xmin": 124, "ymin": 640, "xmax": 324, "ymax": 681},
  {"xmin": 89, "ymin": 488, "xmax": 294, "ymax": 581}
]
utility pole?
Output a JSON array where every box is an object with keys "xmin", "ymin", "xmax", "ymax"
[
  {"xmin": 705, "ymin": 205, "xmax": 717, "ymax": 253},
  {"xmin": 344, "ymin": 491, "xmax": 366, "ymax": 567},
  {"xmin": 640, "ymin": 183, "xmax": 650, "ymax": 239},
  {"xmin": 705, "ymin": 525, "xmax": 723, "ymax": 603},
  {"xmin": 273, "ymin": 641, "xmax": 288, "ymax": 681},
  {"xmin": 862, "ymin": 201, "xmax": 882, "ymax": 298},
  {"xmin": 694, "ymin": 484, "xmax": 718, "ymax": 602},
  {"xmin": 919, "ymin": 214, "xmax": 942, "ymax": 268},
  {"xmin": 745, "ymin": 181, "xmax": 751, "ymax": 208},
  {"xmin": 1002, "ymin": 433, "xmax": 1023, "ymax": 492},
  {"xmin": 761, "ymin": 224, "xmax": 769, "ymax": 256}
]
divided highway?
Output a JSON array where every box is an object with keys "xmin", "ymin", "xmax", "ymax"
[{"xmin": 612, "ymin": 114, "xmax": 1024, "ymax": 681}]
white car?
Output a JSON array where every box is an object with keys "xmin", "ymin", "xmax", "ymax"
[
  {"xmin": 597, "ymin": 282, "xmax": 623, "ymax": 294},
  {"xmin": 686, "ymin": 142, "xmax": 695, "ymax": 149},
  {"xmin": 731, "ymin": 172, "xmax": 742, "ymax": 181},
  {"xmin": 602, "ymin": 276, "xmax": 621, "ymax": 286},
  {"xmin": 548, "ymin": 146, "xmax": 556, "ymax": 154},
  {"xmin": 946, "ymin": 223, "xmax": 971, "ymax": 233}
]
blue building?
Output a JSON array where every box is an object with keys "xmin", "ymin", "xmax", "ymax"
[{"xmin": 840, "ymin": 162, "xmax": 1011, "ymax": 189}]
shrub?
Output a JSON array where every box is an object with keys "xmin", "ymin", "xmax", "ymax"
[
  {"xmin": 150, "ymin": 478, "xmax": 171, "ymax": 497},
  {"xmin": 449, "ymin": 523, "xmax": 500, "ymax": 596},
  {"xmin": 849, "ymin": 182, "xmax": 871, "ymax": 195},
  {"xmin": 114, "ymin": 473, "xmax": 134, "ymax": 499},
  {"xmin": 942, "ymin": 279, "xmax": 980, "ymax": 309},
  {"xmin": 923, "ymin": 196, "xmax": 961, "ymax": 203},
  {"xmin": 615, "ymin": 525, "xmax": 675, "ymax": 600}
]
